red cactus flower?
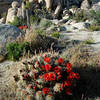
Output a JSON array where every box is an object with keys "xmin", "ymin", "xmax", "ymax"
[
  {"xmin": 44, "ymin": 57, "xmax": 51, "ymax": 63},
  {"xmin": 53, "ymin": 66, "xmax": 61, "ymax": 74},
  {"xmin": 45, "ymin": 64, "xmax": 51, "ymax": 71},
  {"xmin": 64, "ymin": 81, "xmax": 71, "ymax": 87},
  {"xmin": 18, "ymin": 25, "xmax": 28, "ymax": 29},
  {"xmin": 44, "ymin": 73, "xmax": 50, "ymax": 81},
  {"xmin": 49, "ymin": 72, "xmax": 56, "ymax": 81},
  {"xmin": 67, "ymin": 66, "xmax": 72, "ymax": 73},
  {"xmin": 58, "ymin": 58, "xmax": 64, "ymax": 64},
  {"xmin": 66, "ymin": 62, "xmax": 72, "ymax": 68},
  {"xmin": 42, "ymin": 88, "xmax": 50, "ymax": 94}
]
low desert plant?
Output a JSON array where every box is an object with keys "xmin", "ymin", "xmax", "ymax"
[
  {"xmin": 30, "ymin": 15, "xmax": 40, "ymax": 24},
  {"xmin": 24, "ymin": 29, "xmax": 57, "ymax": 52},
  {"xmin": 8, "ymin": 17, "xmax": 24, "ymax": 27},
  {"xmin": 51, "ymin": 32, "xmax": 60, "ymax": 39},
  {"xmin": 14, "ymin": 52, "xmax": 80, "ymax": 100},
  {"xmin": 6, "ymin": 42, "xmax": 30, "ymax": 61}
]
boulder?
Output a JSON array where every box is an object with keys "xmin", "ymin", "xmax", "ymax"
[
  {"xmin": 81, "ymin": 0, "xmax": 90, "ymax": 10},
  {"xmin": 0, "ymin": 24, "xmax": 24, "ymax": 57}
]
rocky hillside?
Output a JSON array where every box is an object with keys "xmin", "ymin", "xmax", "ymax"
[{"xmin": 0, "ymin": 0, "xmax": 100, "ymax": 100}]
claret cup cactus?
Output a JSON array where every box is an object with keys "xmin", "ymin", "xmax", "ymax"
[{"xmin": 15, "ymin": 52, "xmax": 80, "ymax": 100}]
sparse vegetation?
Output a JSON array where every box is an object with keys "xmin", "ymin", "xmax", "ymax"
[
  {"xmin": 8, "ymin": 17, "xmax": 24, "ymax": 27},
  {"xmin": 30, "ymin": 15, "xmax": 40, "ymax": 24},
  {"xmin": 51, "ymin": 32, "xmax": 60, "ymax": 38},
  {"xmin": 88, "ymin": 24, "xmax": 100, "ymax": 31},
  {"xmin": 61, "ymin": 44, "xmax": 100, "ymax": 67},
  {"xmin": 6, "ymin": 42, "xmax": 30, "ymax": 61},
  {"xmin": 24, "ymin": 29, "xmax": 57, "ymax": 52},
  {"xmin": 73, "ymin": 10, "xmax": 88, "ymax": 22}
]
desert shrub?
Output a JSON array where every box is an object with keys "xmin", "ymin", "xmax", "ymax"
[
  {"xmin": 24, "ymin": 29, "xmax": 57, "ymax": 52},
  {"xmin": 88, "ymin": 24, "xmax": 100, "ymax": 31},
  {"xmin": 74, "ymin": 10, "xmax": 88, "ymax": 22},
  {"xmin": 8, "ymin": 17, "xmax": 24, "ymax": 27},
  {"xmin": 51, "ymin": 32, "xmax": 60, "ymax": 38},
  {"xmin": 6, "ymin": 42, "xmax": 30, "ymax": 61},
  {"xmin": 61, "ymin": 44, "xmax": 100, "ymax": 67},
  {"xmin": 14, "ymin": 52, "xmax": 80, "ymax": 100},
  {"xmin": 30, "ymin": 15, "xmax": 40, "ymax": 24}
]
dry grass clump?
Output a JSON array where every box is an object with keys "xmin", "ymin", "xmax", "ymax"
[
  {"xmin": 24, "ymin": 29, "xmax": 57, "ymax": 52},
  {"xmin": 61, "ymin": 44, "xmax": 100, "ymax": 68}
]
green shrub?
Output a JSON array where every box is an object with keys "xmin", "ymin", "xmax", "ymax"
[
  {"xmin": 6, "ymin": 42, "xmax": 30, "ymax": 61},
  {"xmin": 8, "ymin": 17, "xmax": 24, "ymax": 27},
  {"xmin": 88, "ymin": 24, "xmax": 100, "ymax": 31},
  {"xmin": 30, "ymin": 15, "xmax": 40, "ymax": 24},
  {"xmin": 51, "ymin": 32, "xmax": 60, "ymax": 38}
]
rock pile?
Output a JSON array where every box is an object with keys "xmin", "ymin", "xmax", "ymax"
[{"xmin": 6, "ymin": 1, "xmax": 21, "ymax": 23}]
